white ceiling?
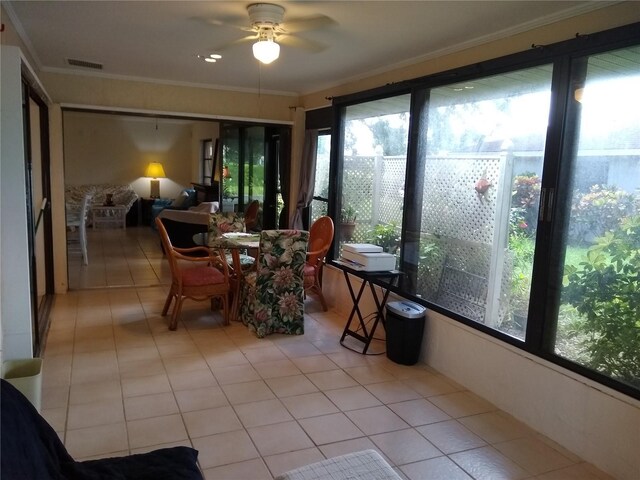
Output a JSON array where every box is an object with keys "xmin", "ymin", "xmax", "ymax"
[{"xmin": 4, "ymin": 1, "xmax": 607, "ymax": 96}]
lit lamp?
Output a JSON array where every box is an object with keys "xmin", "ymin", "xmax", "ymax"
[
  {"xmin": 145, "ymin": 162, "xmax": 166, "ymax": 198},
  {"xmin": 253, "ymin": 30, "xmax": 280, "ymax": 64}
]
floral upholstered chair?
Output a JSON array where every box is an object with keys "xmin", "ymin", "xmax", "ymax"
[
  {"xmin": 208, "ymin": 212, "xmax": 245, "ymax": 235},
  {"xmin": 239, "ymin": 230, "xmax": 309, "ymax": 338}
]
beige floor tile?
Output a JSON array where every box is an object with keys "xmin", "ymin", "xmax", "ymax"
[
  {"xmin": 124, "ymin": 391, "xmax": 179, "ymax": 420},
  {"xmin": 280, "ymin": 392, "xmax": 340, "ymax": 419},
  {"xmin": 130, "ymin": 440, "xmax": 193, "ymax": 454},
  {"xmin": 325, "ymin": 385, "xmax": 383, "ymax": 411},
  {"xmin": 371, "ymin": 428, "xmax": 442, "ymax": 466},
  {"xmin": 298, "ymin": 412, "xmax": 365, "ymax": 445},
  {"xmin": 41, "ymin": 385, "xmax": 70, "ymax": 409},
  {"xmin": 244, "ymin": 346, "xmax": 288, "ymax": 363},
  {"xmin": 417, "ymin": 419, "xmax": 487, "ymax": 454},
  {"xmin": 41, "ymin": 407, "xmax": 67, "ymax": 432},
  {"xmin": 234, "ymin": 398, "xmax": 294, "ymax": 427},
  {"xmin": 318, "ymin": 437, "xmax": 383, "ymax": 460},
  {"xmin": 203, "ymin": 458, "xmax": 273, "ymax": 480},
  {"xmin": 265, "ymin": 374, "xmax": 319, "ymax": 397},
  {"xmin": 212, "ymin": 364, "xmax": 261, "ymax": 385},
  {"xmin": 127, "ymin": 414, "xmax": 188, "ymax": 449},
  {"xmin": 253, "ymin": 359, "xmax": 303, "ymax": 379},
  {"xmin": 277, "ymin": 341, "xmax": 324, "ymax": 358},
  {"xmin": 183, "ymin": 405, "xmax": 243, "ymax": 438},
  {"xmin": 345, "ymin": 405, "xmax": 409, "ymax": 436},
  {"xmin": 429, "ymin": 391, "xmax": 496, "ymax": 418},
  {"xmin": 65, "ymin": 422, "xmax": 128, "ymax": 459},
  {"xmin": 118, "ymin": 358, "xmax": 167, "ymax": 379},
  {"xmin": 116, "ymin": 345, "xmax": 161, "ymax": 364},
  {"xmin": 306, "ymin": 369, "xmax": 359, "ymax": 390},
  {"xmin": 248, "ymin": 421, "xmax": 315, "ymax": 456},
  {"xmin": 204, "ymin": 350, "xmax": 250, "ymax": 368},
  {"xmin": 121, "ymin": 373, "xmax": 171, "ymax": 397},
  {"xmin": 388, "ymin": 398, "xmax": 451, "ymax": 427},
  {"xmin": 290, "ymin": 354, "xmax": 339, "ymax": 373},
  {"xmin": 494, "ymin": 436, "xmax": 575, "ymax": 475},
  {"xmin": 67, "ymin": 397, "xmax": 125, "ymax": 429},
  {"xmin": 326, "ymin": 351, "xmax": 372, "ymax": 369},
  {"xmin": 459, "ymin": 411, "xmax": 533, "ymax": 443},
  {"xmin": 167, "ymin": 368, "xmax": 217, "ymax": 391},
  {"xmin": 400, "ymin": 456, "xmax": 473, "ymax": 480},
  {"xmin": 69, "ymin": 379, "xmax": 122, "ymax": 405},
  {"xmin": 450, "ymin": 445, "xmax": 530, "ymax": 480},
  {"xmin": 343, "ymin": 365, "xmax": 396, "ymax": 385},
  {"xmin": 365, "ymin": 381, "xmax": 422, "ymax": 404},
  {"xmin": 222, "ymin": 379, "xmax": 275, "ymax": 405},
  {"xmin": 163, "ymin": 353, "xmax": 209, "ymax": 374},
  {"xmin": 175, "ymin": 385, "xmax": 229, "ymax": 412},
  {"xmin": 263, "ymin": 447, "xmax": 326, "ymax": 478},
  {"xmin": 193, "ymin": 430, "xmax": 260, "ymax": 470}
]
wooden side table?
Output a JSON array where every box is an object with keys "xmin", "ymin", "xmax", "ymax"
[{"xmin": 91, "ymin": 205, "xmax": 127, "ymax": 229}]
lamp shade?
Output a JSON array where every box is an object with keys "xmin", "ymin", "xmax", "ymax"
[
  {"xmin": 252, "ymin": 39, "xmax": 280, "ymax": 64},
  {"xmin": 145, "ymin": 162, "xmax": 166, "ymax": 178}
]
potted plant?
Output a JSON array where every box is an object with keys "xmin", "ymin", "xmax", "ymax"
[
  {"xmin": 341, "ymin": 206, "xmax": 357, "ymax": 241},
  {"xmin": 368, "ymin": 222, "xmax": 400, "ymax": 253}
]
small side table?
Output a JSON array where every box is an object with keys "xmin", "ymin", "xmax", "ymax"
[
  {"xmin": 91, "ymin": 205, "xmax": 127, "ymax": 229},
  {"xmin": 331, "ymin": 260, "xmax": 404, "ymax": 355}
]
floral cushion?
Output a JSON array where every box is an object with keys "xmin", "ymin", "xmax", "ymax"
[
  {"xmin": 208, "ymin": 212, "xmax": 245, "ymax": 236},
  {"xmin": 240, "ymin": 230, "xmax": 309, "ymax": 338}
]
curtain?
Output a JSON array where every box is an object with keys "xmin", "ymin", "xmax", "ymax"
[{"xmin": 290, "ymin": 129, "xmax": 318, "ymax": 229}]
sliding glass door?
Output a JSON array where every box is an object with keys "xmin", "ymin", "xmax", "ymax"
[
  {"xmin": 553, "ymin": 47, "xmax": 640, "ymax": 390},
  {"xmin": 220, "ymin": 124, "xmax": 290, "ymax": 229}
]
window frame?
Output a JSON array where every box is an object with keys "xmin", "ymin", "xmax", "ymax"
[{"xmin": 326, "ymin": 22, "xmax": 640, "ymax": 400}]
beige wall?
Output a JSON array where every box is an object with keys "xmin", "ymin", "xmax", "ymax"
[{"xmin": 62, "ymin": 111, "xmax": 218, "ymax": 200}]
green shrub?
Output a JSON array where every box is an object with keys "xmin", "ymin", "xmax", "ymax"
[
  {"xmin": 368, "ymin": 222, "xmax": 400, "ymax": 253},
  {"xmin": 563, "ymin": 215, "xmax": 640, "ymax": 387},
  {"xmin": 569, "ymin": 185, "xmax": 636, "ymax": 245},
  {"xmin": 511, "ymin": 173, "xmax": 540, "ymax": 237}
]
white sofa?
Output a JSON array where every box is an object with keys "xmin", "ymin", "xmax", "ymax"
[{"xmin": 65, "ymin": 184, "xmax": 138, "ymax": 226}]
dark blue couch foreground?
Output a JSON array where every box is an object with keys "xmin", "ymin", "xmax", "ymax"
[{"xmin": 0, "ymin": 379, "xmax": 203, "ymax": 480}]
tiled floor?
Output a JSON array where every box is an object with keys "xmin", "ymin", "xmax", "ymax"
[{"xmin": 47, "ymin": 227, "xmax": 612, "ymax": 479}]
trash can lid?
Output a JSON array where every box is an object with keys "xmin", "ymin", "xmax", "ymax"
[{"xmin": 386, "ymin": 301, "xmax": 426, "ymax": 318}]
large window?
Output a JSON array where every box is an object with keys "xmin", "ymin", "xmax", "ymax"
[
  {"xmin": 555, "ymin": 48, "xmax": 640, "ymax": 390},
  {"xmin": 338, "ymin": 95, "xmax": 411, "ymax": 259},
  {"xmin": 330, "ymin": 26, "xmax": 640, "ymax": 398},
  {"xmin": 415, "ymin": 68, "xmax": 551, "ymax": 339},
  {"xmin": 310, "ymin": 131, "xmax": 331, "ymax": 222}
]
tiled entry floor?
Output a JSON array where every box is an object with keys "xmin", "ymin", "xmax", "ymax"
[{"xmin": 41, "ymin": 287, "xmax": 612, "ymax": 480}]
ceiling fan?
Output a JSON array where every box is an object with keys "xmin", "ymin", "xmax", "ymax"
[{"xmin": 212, "ymin": 3, "xmax": 335, "ymax": 64}]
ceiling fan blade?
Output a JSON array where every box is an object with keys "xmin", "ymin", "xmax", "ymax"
[
  {"xmin": 280, "ymin": 14, "xmax": 336, "ymax": 34},
  {"xmin": 192, "ymin": 15, "xmax": 253, "ymax": 32},
  {"xmin": 278, "ymin": 34, "xmax": 327, "ymax": 53},
  {"xmin": 214, "ymin": 34, "xmax": 258, "ymax": 51}
]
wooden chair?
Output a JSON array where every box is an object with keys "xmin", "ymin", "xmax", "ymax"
[
  {"xmin": 239, "ymin": 230, "xmax": 309, "ymax": 338},
  {"xmin": 304, "ymin": 216, "xmax": 334, "ymax": 311},
  {"xmin": 244, "ymin": 200, "xmax": 260, "ymax": 232},
  {"xmin": 156, "ymin": 217, "xmax": 231, "ymax": 330}
]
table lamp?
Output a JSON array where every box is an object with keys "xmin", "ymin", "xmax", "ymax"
[{"xmin": 145, "ymin": 162, "xmax": 166, "ymax": 198}]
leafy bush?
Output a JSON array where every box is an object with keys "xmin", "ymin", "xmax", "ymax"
[
  {"xmin": 511, "ymin": 173, "xmax": 540, "ymax": 236},
  {"xmin": 368, "ymin": 222, "xmax": 400, "ymax": 253},
  {"xmin": 563, "ymin": 215, "xmax": 640, "ymax": 387},
  {"xmin": 569, "ymin": 185, "xmax": 636, "ymax": 245}
]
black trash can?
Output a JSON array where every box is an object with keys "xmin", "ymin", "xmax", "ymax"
[{"xmin": 385, "ymin": 301, "xmax": 426, "ymax": 365}]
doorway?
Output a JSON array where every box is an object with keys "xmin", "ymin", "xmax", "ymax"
[{"xmin": 220, "ymin": 124, "xmax": 291, "ymax": 229}]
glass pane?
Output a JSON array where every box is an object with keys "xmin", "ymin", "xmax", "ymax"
[
  {"xmin": 416, "ymin": 66, "xmax": 553, "ymax": 339},
  {"xmin": 558, "ymin": 47, "xmax": 640, "ymax": 389},
  {"xmin": 242, "ymin": 126, "xmax": 265, "ymax": 213},
  {"xmin": 311, "ymin": 199, "xmax": 328, "ymax": 223},
  {"xmin": 314, "ymin": 133, "xmax": 331, "ymax": 201},
  {"xmin": 222, "ymin": 128, "xmax": 239, "ymax": 212},
  {"xmin": 340, "ymin": 95, "xmax": 411, "ymax": 261}
]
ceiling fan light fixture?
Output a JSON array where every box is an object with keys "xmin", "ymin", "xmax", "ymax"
[{"xmin": 253, "ymin": 38, "xmax": 280, "ymax": 64}]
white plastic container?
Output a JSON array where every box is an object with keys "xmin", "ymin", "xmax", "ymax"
[{"xmin": 2, "ymin": 358, "xmax": 43, "ymax": 412}]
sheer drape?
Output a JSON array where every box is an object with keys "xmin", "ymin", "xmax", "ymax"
[{"xmin": 291, "ymin": 129, "xmax": 318, "ymax": 229}]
